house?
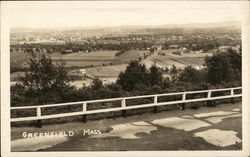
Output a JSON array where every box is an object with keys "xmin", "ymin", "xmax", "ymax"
[
  {"xmin": 182, "ymin": 47, "xmax": 188, "ymax": 53},
  {"xmin": 151, "ymin": 45, "xmax": 162, "ymax": 51},
  {"xmin": 64, "ymin": 49, "xmax": 73, "ymax": 53},
  {"xmin": 194, "ymin": 50, "xmax": 203, "ymax": 54},
  {"xmin": 232, "ymin": 45, "xmax": 241, "ymax": 53},
  {"xmin": 80, "ymin": 69, "xmax": 86, "ymax": 75},
  {"xmin": 169, "ymin": 45, "xmax": 179, "ymax": 49},
  {"xmin": 219, "ymin": 46, "xmax": 230, "ymax": 50}
]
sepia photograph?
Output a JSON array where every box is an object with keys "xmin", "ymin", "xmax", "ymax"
[{"xmin": 1, "ymin": 1, "xmax": 250, "ymax": 156}]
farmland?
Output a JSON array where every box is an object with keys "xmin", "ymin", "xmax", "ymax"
[
  {"xmin": 85, "ymin": 64, "xmax": 127, "ymax": 77},
  {"xmin": 114, "ymin": 50, "xmax": 147, "ymax": 63},
  {"xmin": 10, "ymin": 49, "xmax": 212, "ymax": 87},
  {"xmin": 141, "ymin": 50, "xmax": 212, "ymax": 69},
  {"xmin": 50, "ymin": 50, "xmax": 117, "ymax": 60},
  {"xmin": 69, "ymin": 79, "xmax": 93, "ymax": 89},
  {"xmin": 51, "ymin": 50, "xmax": 118, "ymax": 67},
  {"xmin": 50, "ymin": 50, "xmax": 146, "ymax": 67},
  {"xmin": 10, "ymin": 51, "xmax": 30, "ymax": 70},
  {"xmin": 67, "ymin": 64, "xmax": 128, "ymax": 88},
  {"xmin": 11, "ymin": 50, "xmax": 146, "ymax": 69}
]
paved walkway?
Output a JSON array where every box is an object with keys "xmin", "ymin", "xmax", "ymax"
[{"xmin": 11, "ymin": 103, "xmax": 242, "ymax": 151}]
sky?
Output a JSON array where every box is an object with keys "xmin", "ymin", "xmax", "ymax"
[{"xmin": 3, "ymin": 1, "xmax": 249, "ymax": 28}]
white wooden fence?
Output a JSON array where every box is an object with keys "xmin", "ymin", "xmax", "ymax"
[{"xmin": 11, "ymin": 87, "xmax": 242, "ymax": 122}]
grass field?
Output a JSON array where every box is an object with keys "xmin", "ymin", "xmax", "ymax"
[
  {"xmin": 10, "ymin": 51, "xmax": 30, "ymax": 69},
  {"xmin": 11, "ymin": 50, "xmax": 146, "ymax": 68},
  {"xmin": 64, "ymin": 64, "xmax": 128, "ymax": 88},
  {"xmin": 11, "ymin": 50, "xmax": 119, "ymax": 69},
  {"xmin": 50, "ymin": 51, "xmax": 117, "ymax": 60},
  {"xmin": 141, "ymin": 51, "xmax": 212, "ymax": 69},
  {"xmin": 10, "ymin": 49, "xmax": 212, "ymax": 71},
  {"xmin": 85, "ymin": 64, "xmax": 127, "ymax": 77},
  {"xmin": 51, "ymin": 50, "xmax": 146, "ymax": 67},
  {"xmin": 69, "ymin": 79, "xmax": 92, "ymax": 89},
  {"xmin": 141, "ymin": 55, "xmax": 186, "ymax": 69},
  {"xmin": 115, "ymin": 50, "xmax": 147, "ymax": 63},
  {"xmin": 50, "ymin": 50, "xmax": 118, "ymax": 67},
  {"xmin": 170, "ymin": 57, "xmax": 205, "ymax": 67}
]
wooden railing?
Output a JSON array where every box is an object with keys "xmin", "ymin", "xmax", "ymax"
[{"xmin": 11, "ymin": 87, "xmax": 242, "ymax": 123}]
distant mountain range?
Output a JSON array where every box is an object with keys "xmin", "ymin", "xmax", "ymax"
[
  {"xmin": 158, "ymin": 21, "xmax": 241, "ymax": 28},
  {"xmin": 11, "ymin": 21, "xmax": 241, "ymax": 34}
]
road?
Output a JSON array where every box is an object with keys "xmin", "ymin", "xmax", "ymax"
[{"xmin": 11, "ymin": 102, "xmax": 242, "ymax": 151}]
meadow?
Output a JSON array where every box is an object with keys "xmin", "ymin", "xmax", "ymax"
[
  {"xmin": 141, "ymin": 51, "xmax": 212, "ymax": 69},
  {"xmin": 85, "ymin": 64, "xmax": 127, "ymax": 77},
  {"xmin": 10, "ymin": 50, "xmax": 30, "ymax": 70},
  {"xmin": 50, "ymin": 50, "xmax": 145, "ymax": 67}
]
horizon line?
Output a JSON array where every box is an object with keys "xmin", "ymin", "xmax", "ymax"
[{"xmin": 10, "ymin": 20, "xmax": 241, "ymax": 30}]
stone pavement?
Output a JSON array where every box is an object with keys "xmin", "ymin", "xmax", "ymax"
[{"xmin": 11, "ymin": 106, "xmax": 242, "ymax": 151}]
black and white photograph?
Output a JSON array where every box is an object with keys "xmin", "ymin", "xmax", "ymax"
[{"xmin": 1, "ymin": 1, "xmax": 250, "ymax": 156}]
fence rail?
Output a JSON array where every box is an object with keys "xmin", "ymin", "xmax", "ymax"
[{"xmin": 11, "ymin": 87, "xmax": 242, "ymax": 123}]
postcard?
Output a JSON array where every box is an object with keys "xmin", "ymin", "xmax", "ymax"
[{"xmin": 1, "ymin": 1, "xmax": 250, "ymax": 157}]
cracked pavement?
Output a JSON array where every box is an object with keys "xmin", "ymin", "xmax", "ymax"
[{"xmin": 11, "ymin": 102, "xmax": 242, "ymax": 151}]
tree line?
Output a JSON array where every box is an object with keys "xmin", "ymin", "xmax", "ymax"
[{"xmin": 11, "ymin": 41, "xmax": 154, "ymax": 54}]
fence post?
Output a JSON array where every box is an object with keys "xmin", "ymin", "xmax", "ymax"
[
  {"xmin": 231, "ymin": 89, "xmax": 235, "ymax": 104},
  {"xmin": 36, "ymin": 107, "xmax": 42, "ymax": 128},
  {"xmin": 207, "ymin": 90, "xmax": 214, "ymax": 107},
  {"xmin": 153, "ymin": 95, "xmax": 158, "ymax": 113},
  {"xmin": 121, "ymin": 98, "xmax": 127, "ymax": 118},
  {"xmin": 207, "ymin": 90, "xmax": 211, "ymax": 106},
  {"xmin": 180, "ymin": 93, "xmax": 186, "ymax": 110},
  {"xmin": 82, "ymin": 102, "xmax": 87, "ymax": 123}
]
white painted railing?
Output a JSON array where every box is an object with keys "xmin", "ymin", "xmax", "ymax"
[{"xmin": 11, "ymin": 87, "xmax": 242, "ymax": 122}]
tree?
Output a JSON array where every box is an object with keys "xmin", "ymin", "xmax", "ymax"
[
  {"xmin": 148, "ymin": 65, "xmax": 163, "ymax": 86},
  {"xmin": 115, "ymin": 50, "xmax": 125, "ymax": 56},
  {"xmin": 204, "ymin": 49, "xmax": 241, "ymax": 85},
  {"xmin": 21, "ymin": 54, "xmax": 71, "ymax": 104},
  {"xmin": 11, "ymin": 83, "xmax": 26, "ymax": 106},
  {"xmin": 169, "ymin": 65, "xmax": 179, "ymax": 83},
  {"xmin": 227, "ymin": 48, "xmax": 241, "ymax": 74},
  {"xmin": 149, "ymin": 47, "xmax": 155, "ymax": 54},
  {"xmin": 178, "ymin": 66, "xmax": 205, "ymax": 84},
  {"xmin": 170, "ymin": 65, "xmax": 178, "ymax": 75},
  {"xmin": 91, "ymin": 78, "xmax": 103, "ymax": 90},
  {"xmin": 35, "ymin": 47, "xmax": 40, "ymax": 52},
  {"xmin": 117, "ymin": 60, "xmax": 149, "ymax": 91}
]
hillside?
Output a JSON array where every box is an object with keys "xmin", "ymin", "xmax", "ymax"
[{"xmin": 11, "ymin": 21, "xmax": 241, "ymax": 35}]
